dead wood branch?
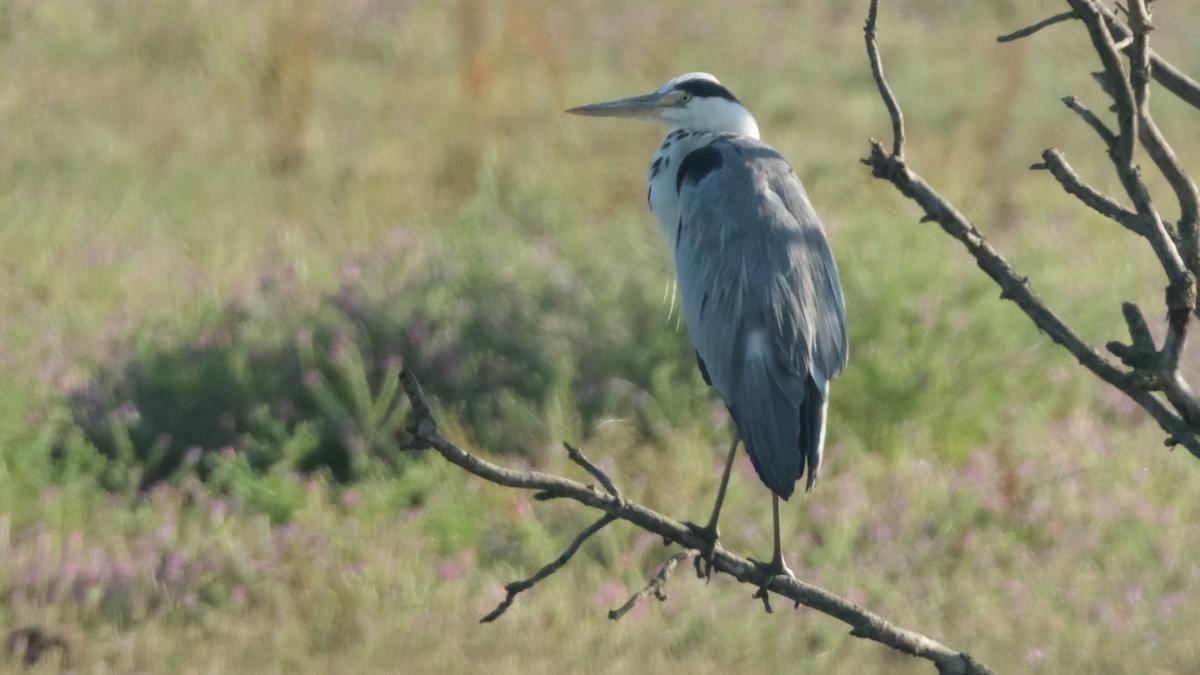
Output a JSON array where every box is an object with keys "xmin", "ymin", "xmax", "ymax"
[
  {"xmin": 608, "ymin": 551, "xmax": 691, "ymax": 620},
  {"xmin": 996, "ymin": 5, "xmax": 1200, "ymax": 110},
  {"xmin": 862, "ymin": 0, "xmax": 1200, "ymax": 456},
  {"xmin": 481, "ymin": 513, "xmax": 617, "ymax": 623},
  {"xmin": 997, "ymin": 10, "xmax": 1077, "ymax": 43},
  {"xmin": 399, "ymin": 370, "xmax": 995, "ymax": 675}
]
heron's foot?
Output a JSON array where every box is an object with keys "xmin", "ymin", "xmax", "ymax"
[
  {"xmin": 683, "ymin": 521, "xmax": 720, "ymax": 580},
  {"xmin": 747, "ymin": 555, "xmax": 796, "ymax": 614}
]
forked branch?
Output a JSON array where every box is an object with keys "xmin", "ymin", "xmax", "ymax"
[
  {"xmin": 998, "ymin": 6, "xmax": 1200, "ymax": 109},
  {"xmin": 862, "ymin": 0, "xmax": 1200, "ymax": 456},
  {"xmin": 399, "ymin": 370, "xmax": 994, "ymax": 675}
]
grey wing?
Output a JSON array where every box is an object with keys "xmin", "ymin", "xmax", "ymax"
[{"xmin": 673, "ymin": 138, "xmax": 848, "ymax": 498}]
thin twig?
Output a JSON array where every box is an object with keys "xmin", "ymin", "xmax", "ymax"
[
  {"xmin": 1068, "ymin": 1, "xmax": 1194, "ymax": 298},
  {"xmin": 1033, "ymin": 148, "xmax": 1142, "ymax": 235},
  {"xmin": 1068, "ymin": 0, "xmax": 1180, "ymax": 280},
  {"xmin": 997, "ymin": 10, "xmax": 1077, "ymax": 42},
  {"xmin": 481, "ymin": 513, "xmax": 617, "ymax": 623},
  {"xmin": 864, "ymin": 0, "xmax": 904, "ymax": 158},
  {"xmin": 1138, "ymin": 109, "xmax": 1200, "ymax": 280},
  {"xmin": 564, "ymin": 441, "xmax": 621, "ymax": 497},
  {"xmin": 1067, "ymin": 1, "xmax": 1138, "ymax": 166},
  {"xmin": 609, "ymin": 551, "xmax": 690, "ymax": 620},
  {"xmin": 399, "ymin": 370, "xmax": 996, "ymax": 675},
  {"xmin": 1160, "ymin": 286, "xmax": 1200, "ymax": 426},
  {"xmin": 1060, "ymin": 95, "xmax": 1118, "ymax": 147},
  {"xmin": 1008, "ymin": 1, "xmax": 1200, "ymax": 273},
  {"xmin": 1163, "ymin": 368, "xmax": 1200, "ymax": 428},
  {"xmin": 1098, "ymin": 4, "xmax": 1200, "ymax": 110},
  {"xmin": 1120, "ymin": 0, "xmax": 1200, "ymax": 280}
]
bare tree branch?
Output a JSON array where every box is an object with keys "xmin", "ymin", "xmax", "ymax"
[
  {"xmin": 862, "ymin": 0, "xmax": 1200, "ymax": 457},
  {"xmin": 997, "ymin": 10, "xmax": 1077, "ymax": 43},
  {"xmin": 1064, "ymin": 1, "xmax": 1200, "ymax": 422},
  {"xmin": 1107, "ymin": 302, "xmax": 1159, "ymax": 372},
  {"xmin": 1093, "ymin": 0, "xmax": 1200, "ymax": 424},
  {"xmin": 1099, "ymin": 4, "xmax": 1200, "ymax": 110},
  {"xmin": 1122, "ymin": 0, "xmax": 1196, "ymax": 250},
  {"xmin": 1066, "ymin": 0, "xmax": 1191, "ymax": 282},
  {"xmin": 864, "ymin": 0, "xmax": 903, "ymax": 158},
  {"xmin": 564, "ymin": 441, "xmax": 621, "ymax": 498},
  {"xmin": 399, "ymin": 370, "xmax": 996, "ymax": 675},
  {"xmin": 1121, "ymin": 1, "xmax": 1200, "ymax": 281},
  {"xmin": 1139, "ymin": 110, "xmax": 1200, "ymax": 280},
  {"xmin": 864, "ymin": 139, "xmax": 1199, "ymax": 456},
  {"xmin": 481, "ymin": 513, "xmax": 617, "ymax": 623},
  {"xmin": 608, "ymin": 551, "xmax": 690, "ymax": 620},
  {"xmin": 1159, "ymin": 285, "xmax": 1200, "ymax": 427},
  {"xmin": 995, "ymin": 2, "xmax": 1200, "ymax": 110},
  {"xmin": 1033, "ymin": 148, "xmax": 1141, "ymax": 235},
  {"xmin": 1060, "ymin": 95, "xmax": 1117, "ymax": 147}
]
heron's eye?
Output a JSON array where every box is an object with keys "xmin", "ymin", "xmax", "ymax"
[{"xmin": 679, "ymin": 93, "xmax": 693, "ymax": 105}]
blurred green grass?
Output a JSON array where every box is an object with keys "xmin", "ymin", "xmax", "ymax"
[{"xmin": 2, "ymin": 0, "xmax": 1200, "ymax": 672}]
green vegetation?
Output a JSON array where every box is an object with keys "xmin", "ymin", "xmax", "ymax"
[{"xmin": 2, "ymin": 0, "xmax": 1199, "ymax": 672}]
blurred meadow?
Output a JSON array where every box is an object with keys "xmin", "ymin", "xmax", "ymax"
[{"xmin": 2, "ymin": 0, "xmax": 1200, "ymax": 672}]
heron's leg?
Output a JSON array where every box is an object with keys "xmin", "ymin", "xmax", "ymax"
[
  {"xmin": 704, "ymin": 430, "xmax": 740, "ymax": 535},
  {"xmin": 686, "ymin": 431, "xmax": 740, "ymax": 579},
  {"xmin": 751, "ymin": 494, "xmax": 796, "ymax": 609},
  {"xmin": 766, "ymin": 493, "xmax": 796, "ymax": 578}
]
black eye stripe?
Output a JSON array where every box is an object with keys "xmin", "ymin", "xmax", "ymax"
[{"xmin": 674, "ymin": 79, "xmax": 739, "ymax": 103}]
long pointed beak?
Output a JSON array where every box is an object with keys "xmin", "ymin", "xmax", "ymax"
[{"xmin": 565, "ymin": 92, "xmax": 671, "ymax": 119}]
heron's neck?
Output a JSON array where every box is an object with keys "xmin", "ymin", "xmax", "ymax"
[
  {"xmin": 715, "ymin": 113, "xmax": 759, "ymax": 139},
  {"xmin": 672, "ymin": 100, "xmax": 760, "ymax": 138}
]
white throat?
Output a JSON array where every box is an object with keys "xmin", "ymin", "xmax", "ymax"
[{"xmin": 660, "ymin": 98, "xmax": 760, "ymax": 139}]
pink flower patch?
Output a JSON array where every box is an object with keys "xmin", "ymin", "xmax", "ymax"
[
  {"xmin": 509, "ymin": 498, "xmax": 533, "ymax": 519},
  {"xmin": 437, "ymin": 548, "xmax": 477, "ymax": 581}
]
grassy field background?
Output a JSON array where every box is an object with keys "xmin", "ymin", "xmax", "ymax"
[{"xmin": 3, "ymin": 0, "xmax": 1200, "ymax": 672}]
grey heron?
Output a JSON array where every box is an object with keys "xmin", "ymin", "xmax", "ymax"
[{"xmin": 568, "ymin": 73, "xmax": 848, "ymax": 583}]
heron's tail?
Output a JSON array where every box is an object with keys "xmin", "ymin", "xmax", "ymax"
[
  {"xmin": 733, "ymin": 335, "xmax": 827, "ymax": 500},
  {"xmin": 799, "ymin": 376, "xmax": 828, "ymax": 493}
]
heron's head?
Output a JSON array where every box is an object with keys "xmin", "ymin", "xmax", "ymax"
[{"xmin": 567, "ymin": 72, "xmax": 760, "ymax": 139}]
